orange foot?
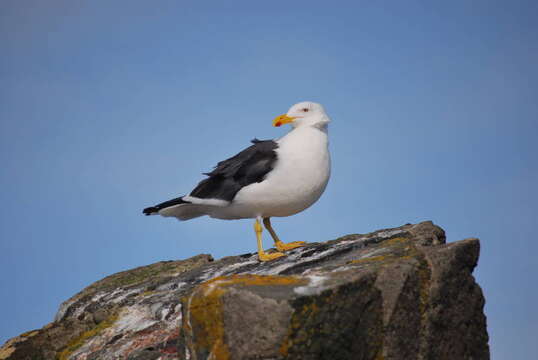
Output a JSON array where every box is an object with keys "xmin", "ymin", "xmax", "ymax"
[
  {"xmin": 275, "ymin": 241, "xmax": 306, "ymax": 252},
  {"xmin": 258, "ymin": 251, "xmax": 286, "ymax": 262}
]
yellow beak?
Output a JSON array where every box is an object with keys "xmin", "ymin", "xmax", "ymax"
[{"xmin": 272, "ymin": 114, "xmax": 296, "ymax": 127}]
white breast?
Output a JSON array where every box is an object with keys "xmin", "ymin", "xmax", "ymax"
[{"xmin": 216, "ymin": 126, "xmax": 331, "ymax": 219}]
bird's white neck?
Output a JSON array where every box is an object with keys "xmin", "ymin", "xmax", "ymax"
[
  {"xmin": 290, "ymin": 114, "xmax": 330, "ymax": 131},
  {"xmin": 290, "ymin": 122, "xmax": 329, "ymax": 136}
]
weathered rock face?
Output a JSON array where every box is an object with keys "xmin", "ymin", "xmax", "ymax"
[{"xmin": 0, "ymin": 222, "xmax": 489, "ymax": 360}]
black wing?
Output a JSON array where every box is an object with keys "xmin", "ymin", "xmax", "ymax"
[{"xmin": 189, "ymin": 138, "xmax": 278, "ymax": 202}]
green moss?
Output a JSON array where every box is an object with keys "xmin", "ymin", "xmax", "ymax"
[
  {"xmin": 281, "ymin": 276, "xmax": 384, "ymax": 359},
  {"xmin": 139, "ymin": 290, "xmax": 156, "ymax": 297},
  {"xmin": 349, "ymin": 255, "xmax": 388, "ymax": 265},
  {"xmin": 416, "ymin": 255, "xmax": 432, "ymax": 321},
  {"xmin": 382, "ymin": 236, "xmax": 409, "ymax": 246},
  {"xmin": 87, "ymin": 261, "xmax": 184, "ymax": 291},
  {"xmin": 332, "ymin": 234, "xmax": 361, "ymax": 242},
  {"xmin": 57, "ymin": 313, "xmax": 118, "ymax": 360},
  {"xmin": 68, "ymin": 256, "xmax": 211, "ymax": 305},
  {"xmin": 280, "ymin": 299, "xmax": 322, "ymax": 356}
]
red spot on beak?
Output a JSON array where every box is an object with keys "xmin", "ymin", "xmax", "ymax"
[{"xmin": 275, "ymin": 121, "xmax": 282, "ymax": 127}]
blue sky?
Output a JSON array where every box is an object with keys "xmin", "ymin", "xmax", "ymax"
[{"xmin": 1, "ymin": 1, "xmax": 537, "ymax": 357}]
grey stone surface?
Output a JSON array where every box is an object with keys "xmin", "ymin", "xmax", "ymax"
[{"xmin": 0, "ymin": 222, "xmax": 489, "ymax": 360}]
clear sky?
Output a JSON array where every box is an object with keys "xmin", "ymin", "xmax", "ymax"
[{"xmin": 1, "ymin": 1, "xmax": 537, "ymax": 357}]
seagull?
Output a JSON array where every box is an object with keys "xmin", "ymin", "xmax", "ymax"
[{"xmin": 143, "ymin": 101, "xmax": 331, "ymax": 261}]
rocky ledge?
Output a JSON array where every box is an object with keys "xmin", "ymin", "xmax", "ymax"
[{"xmin": 0, "ymin": 221, "xmax": 489, "ymax": 360}]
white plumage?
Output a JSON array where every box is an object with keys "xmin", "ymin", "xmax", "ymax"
[
  {"xmin": 215, "ymin": 124, "xmax": 330, "ymax": 219},
  {"xmin": 144, "ymin": 101, "xmax": 331, "ymax": 261}
]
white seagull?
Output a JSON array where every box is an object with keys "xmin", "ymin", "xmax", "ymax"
[{"xmin": 143, "ymin": 101, "xmax": 331, "ymax": 261}]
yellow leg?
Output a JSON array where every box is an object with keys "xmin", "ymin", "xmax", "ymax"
[
  {"xmin": 263, "ymin": 217, "xmax": 306, "ymax": 252},
  {"xmin": 255, "ymin": 218, "xmax": 285, "ymax": 262}
]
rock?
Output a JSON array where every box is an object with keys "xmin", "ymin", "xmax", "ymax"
[{"xmin": 0, "ymin": 221, "xmax": 490, "ymax": 359}]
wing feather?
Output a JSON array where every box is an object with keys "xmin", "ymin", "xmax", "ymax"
[{"xmin": 190, "ymin": 139, "xmax": 278, "ymax": 201}]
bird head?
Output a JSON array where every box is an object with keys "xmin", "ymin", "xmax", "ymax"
[{"xmin": 273, "ymin": 101, "xmax": 330, "ymax": 130}]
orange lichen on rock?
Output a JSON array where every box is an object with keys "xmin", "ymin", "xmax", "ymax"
[
  {"xmin": 186, "ymin": 274, "xmax": 304, "ymax": 360},
  {"xmin": 202, "ymin": 274, "xmax": 305, "ymax": 289}
]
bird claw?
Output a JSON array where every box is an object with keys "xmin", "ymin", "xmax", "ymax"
[
  {"xmin": 258, "ymin": 251, "xmax": 286, "ymax": 262},
  {"xmin": 275, "ymin": 241, "xmax": 306, "ymax": 252}
]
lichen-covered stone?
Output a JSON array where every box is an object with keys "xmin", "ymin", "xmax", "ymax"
[
  {"xmin": 0, "ymin": 254, "xmax": 213, "ymax": 360},
  {"xmin": 0, "ymin": 221, "xmax": 489, "ymax": 360}
]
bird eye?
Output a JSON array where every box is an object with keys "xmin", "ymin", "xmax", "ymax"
[{"xmin": 302, "ymin": 108, "xmax": 309, "ymax": 112}]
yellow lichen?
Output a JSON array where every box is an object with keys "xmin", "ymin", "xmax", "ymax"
[
  {"xmin": 281, "ymin": 282, "xmax": 366, "ymax": 357},
  {"xmin": 57, "ymin": 313, "xmax": 118, "ymax": 360},
  {"xmin": 187, "ymin": 274, "xmax": 304, "ymax": 360},
  {"xmin": 188, "ymin": 285, "xmax": 229, "ymax": 360},
  {"xmin": 20, "ymin": 330, "xmax": 39, "ymax": 338},
  {"xmin": 0, "ymin": 329, "xmax": 41, "ymax": 359},
  {"xmin": 374, "ymin": 348, "xmax": 385, "ymax": 360},
  {"xmin": 383, "ymin": 236, "xmax": 409, "ymax": 246},
  {"xmin": 283, "ymin": 237, "xmax": 419, "ymax": 357},
  {"xmin": 202, "ymin": 274, "xmax": 304, "ymax": 288},
  {"xmin": 0, "ymin": 345, "xmax": 15, "ymax": 360}
]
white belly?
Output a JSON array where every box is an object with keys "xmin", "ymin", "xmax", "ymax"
[{"xmin": 210, "ymin": 127, "xmax": 330, "ymax": 219}]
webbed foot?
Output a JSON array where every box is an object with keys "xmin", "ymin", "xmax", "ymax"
[
  {"xmin": 275, "ymin": 241, "xmax": 306, "ymax": 252},
  {"xmin": 258, "ymin": 251, "xmax": 286, "ymax": 262}
]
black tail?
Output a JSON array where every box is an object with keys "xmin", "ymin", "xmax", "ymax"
[
  {"xmin": 143, "ymin": 206, "xmax": 160, "ymax": 215},
  {"xmin": 143, "ymin": 196, "xmax": 190, "ymax": 215}
]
